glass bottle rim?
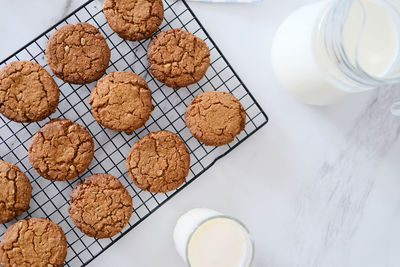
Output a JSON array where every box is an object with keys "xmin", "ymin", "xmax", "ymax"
[
  {"xmin": 317, "ymin": 0, "xmax": 400, "ymax": 88},
  {"xmin": 184, "ymin": 215, "xmax": 255, "ymax": 267}
]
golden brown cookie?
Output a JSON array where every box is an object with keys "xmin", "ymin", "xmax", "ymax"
[
  {"xmin": 0, "ymin": 218, "xmax": 67, "ymax": 267},
  {"xmin": 89, "ymin": 71, "xmax": 154, "ymax": 135},
  {"xmin": 46, "ymin": 22, "xmax": 110, "ymax": 84},
  {"xmin": 0, "ymin": 160, "xmax": 32, "ymax": 223},
  {"xmin": 185, "ymin": 91, "xmax": 246, "ymax": 146},
  {"xmin": 28, "ymin": 118, "xmax": 94, "ymax": 181},
  {"xmin": 0, "ymin": 61, "xmax": 59, "ymax": 122},
  {"xmin": 126, "ymin": 130, "xmax": 190, "ymax": 193},
  {"xmin": 103, "ymin": 0, "xmax": 164, "ymax": 41},
  {"xmin": 147, "ymin": 28, "xmax": 210, "ymax": 89},
  {"xmin": 68, "ymin": 173, "xmax": 133, "ymax": 238}
]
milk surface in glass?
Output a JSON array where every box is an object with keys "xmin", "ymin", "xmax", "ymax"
[{"xmin": 173, "ymin": 208, "xmax": 253, "ymax": 267}]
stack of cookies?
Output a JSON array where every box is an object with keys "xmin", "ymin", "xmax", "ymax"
[{"xmin": 0, "ymin": 0, "xmax": 247, "ymax": 265}]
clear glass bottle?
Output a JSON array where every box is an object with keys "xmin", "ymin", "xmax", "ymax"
[{"xmin": 271, "ymin": 0, "xmax": 400, "ymax": 106}]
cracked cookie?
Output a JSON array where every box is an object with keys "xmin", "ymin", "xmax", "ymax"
[
  {"xmin": 0, "ymin": 160, "xmax": 32, "ymax": 223},
  {"xmin": 28, "ymin": 118, "xmax": 94, "ymax": 181},
  {"xmin": 126, "ymin": 130, "xmax": 190, "ymax": 193},
  {"xmin": 68, "ymin": 173, "xmax": 133, "ymax": 238},
  {"xmin": 185, "ymin": 91, "xmax": 246, "ymax": 146},
  {"xmin": 103, "ymin": 0, "xmax": 164, "ymax": 41},
  {"xmin": 147, "ymin": 28, "xmax": 210, "ymax": 89},
  {"xmin": 46, "ymin": 22, "xmax": 111, "ymax": 84},
  {"xmin": 0, "ymin": 60, "xmax": 59, "ymax": 122},
  {"xmin": 0, "ymin": 217, "xmax": 67, "ymax": 267},
  {"xmin": 89, "ymin": 71, "xmax": 154, "ymax": 135}
]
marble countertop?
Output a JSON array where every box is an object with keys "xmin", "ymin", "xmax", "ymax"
[{"xmin": 1, "ymin": 0, "xmax": 400, "ymax": 266}]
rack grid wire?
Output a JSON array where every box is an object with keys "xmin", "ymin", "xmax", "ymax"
[{"xmin": 0, "ymin": 0, "xmax": 268, "ymax": 266}]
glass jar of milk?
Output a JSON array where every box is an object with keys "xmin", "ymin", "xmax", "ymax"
[
  {"xmin": 173, "ymin": 208, "xmax": 254, "ymax": 267},
  {"xmin": 271, "ymin": 0, "xmax": 400, "ymax": 105}
]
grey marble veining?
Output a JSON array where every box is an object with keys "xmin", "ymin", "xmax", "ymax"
[
  {"xmin": 62, "ymin": 0, "xmax": 73, "ymax": 17},
  {"xmin": 293, "ymin": 85, "xmax": 400, "ymax": 266}
]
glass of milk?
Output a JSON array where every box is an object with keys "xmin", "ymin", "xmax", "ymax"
[
  {"xmin": 173, "ymin": 208, "xmax": 254, "ymax": 267},
  {"xmin": 271, "ymin": 0, "xmax": 400, "ymax": 106}
]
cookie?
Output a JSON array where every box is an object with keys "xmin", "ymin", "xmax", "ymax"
[
  {"xmin": 147, "ymin": 28, "xmax": 210, "ymax": 89},
  {"xmin": 103, "ymin": 0, "xmax": 164, "ymax": 41},
  {"xmin": 28, "ymin": 118, "xmax": 94, "ymax": 181},
  {"xmin": 0, "ymin": 160, "xmax": 32, "ymax": 223},
  {"xmin": 89, "ymin": 71, "xmax": 154, "ymax": 135},
  {"xmin": 0, "ymin": 61, "xmax": 59, "ymax": 122},
  {"xmin": 0, "ymin": 218, "xmax": 67, "ymax": 267},
  {"xmin": 69, "ymin": 173, "xmax": 133, "ymax": 238},
  {"xmin": 46, "ymin": 22, "xmax": 110, "ymax": 84},
  {"xmin": 126, "ymin": 130, "xmax": 190, "ymax": 193},
  {"xmin": 185, "ymin": 91, "xmax": 246, "ymax": 146}
]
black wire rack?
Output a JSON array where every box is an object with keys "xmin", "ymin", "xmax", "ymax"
[{"xmin": 0, "ymin": 0, "xmax": 268, "ymax": 266}]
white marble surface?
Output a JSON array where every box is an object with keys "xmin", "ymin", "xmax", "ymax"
[{"xmin": 1, "ymin": 0, "xmax": 400, "ymax": 266}]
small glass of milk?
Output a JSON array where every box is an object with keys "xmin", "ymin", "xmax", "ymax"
[
  {"xmin": 173, "ymin": 208, "xmax": 254, "ymax": 267},
  {"xmin": 271, "ymin": 0, "xmax": 400, "ymax": 106}
]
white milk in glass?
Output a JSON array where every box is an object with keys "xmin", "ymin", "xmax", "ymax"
[
  {"xmin": 173, "ymin": 208, "xmax": 254, "ymax": 267},
  {"xmin": 271, "ymin": 0, "xmax": 399, "ymax": 105}
]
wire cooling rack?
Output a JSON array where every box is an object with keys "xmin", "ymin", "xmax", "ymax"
[{"xmin": 0, "ymin": 0, "xmax": 268, "ymax": 266}]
